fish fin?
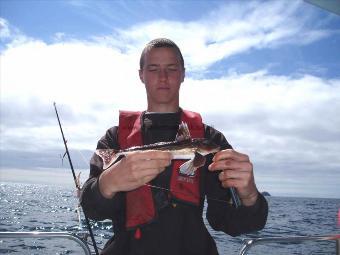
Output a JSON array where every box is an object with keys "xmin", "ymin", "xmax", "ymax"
[
  {"xmin": 95, "ymin": 149, "xmax": 119, "ymax": 170},
  {"xmin": 179, "ymin": 159, "xmax": 197, "ymax": 176},
  {"xmin": 175, "ymin": 122, "xmax": 191, "ymax": 142},
  {"xmin": 179, "ymin": 153, "xmax": 205, "ymax": 176},
  {"xmin": 192, "ymin": 152, "xmax": 206, "ymax": 168}
]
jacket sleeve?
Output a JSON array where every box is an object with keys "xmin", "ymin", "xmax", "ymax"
[
  {"xmin": 80, "ymin": 127, "xmax": 125, "ymax": 227},
  {"xmin": 204, "ymin": 125, "xmax": 268, "ymax": 236}
]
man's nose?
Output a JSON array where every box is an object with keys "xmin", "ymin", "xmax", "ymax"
[{"xmin": 159, "ymin": 69, "xmax": 168, "ymax": 80}]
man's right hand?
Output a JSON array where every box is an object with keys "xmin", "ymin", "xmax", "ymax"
[{"xmin": 98, "ymin": 150, "xmax": 172, "ymax": 198}]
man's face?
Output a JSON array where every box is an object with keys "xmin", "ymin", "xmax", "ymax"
[{"xmin": 139, "ymin": 47, "xmax": 185, "ymax": 110}]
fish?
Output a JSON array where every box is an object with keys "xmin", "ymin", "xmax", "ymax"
[{"xmin": 96, "ymin": 122, "xmax": 220, "ymax": 176}]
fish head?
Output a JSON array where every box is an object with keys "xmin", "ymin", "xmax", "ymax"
[{"xmin": 193, "ymin": 139, "xmax": 220, "ymax": 155}]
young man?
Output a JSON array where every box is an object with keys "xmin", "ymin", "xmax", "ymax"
[{"xmin": 80, "ymin": 38, "xmax": 268, "ymax": 255}]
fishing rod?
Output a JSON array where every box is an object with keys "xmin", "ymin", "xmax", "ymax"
[{"xmin": 53, "ymin": 102, "xmax": 99, "ymax": 255}]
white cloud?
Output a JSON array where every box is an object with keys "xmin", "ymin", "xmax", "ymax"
[
  {"xmin": 0, "ymin": 18, "xmax": 11, "ymax": 39},
  {"xmin": 0, "ymin": 39, "xmax": 147, "ymax": 151},
  {"xmin": 0, "ymin": 17, "xmax": 35, "ymax": 48}
]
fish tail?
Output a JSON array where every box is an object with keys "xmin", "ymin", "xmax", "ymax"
[{"xmin": 95, "ymin": 149, "xmax": 120, "ymax": 170}]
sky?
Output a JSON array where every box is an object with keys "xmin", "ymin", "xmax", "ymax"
[{"xmin": 0, "ymin": 0, "xmax": 339, "ymax": 199}]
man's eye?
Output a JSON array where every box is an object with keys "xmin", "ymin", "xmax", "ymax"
[
  {"xmin": 167, "ymin": 64, "xmax": 180, "ymax": 71},
  {"xmin": 148, "ymin": 67, "xmax": 158, "ymax": 72}
]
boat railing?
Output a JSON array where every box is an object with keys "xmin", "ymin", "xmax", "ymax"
[
  {"xmin": 0, "ymin": 231, "xmax": 93, "ymax": 255},
  {"xmin": 2, "ymin": 231, "xmax": 340, "ymax": 254},
  {"xmin": 239, "ymin": 233, "xmax": 340, "ymax": 255}
]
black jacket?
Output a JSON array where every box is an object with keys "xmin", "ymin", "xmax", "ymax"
[{"xmin": 80, "ymin": 111, "xmax": 268, "ymax": 255}]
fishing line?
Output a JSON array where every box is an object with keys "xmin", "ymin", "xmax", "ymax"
[
  {"xmin": 76, "ymin": 149, "xmax": 90, "ymax": 166},
  {"xmin": 144, "ymin": 183, "xmax": 236, "ymax": 205}
]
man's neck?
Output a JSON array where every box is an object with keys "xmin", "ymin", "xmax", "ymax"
[{"xmin": 147, "ymin": 104, "xmax": 179, "ymax": 113}]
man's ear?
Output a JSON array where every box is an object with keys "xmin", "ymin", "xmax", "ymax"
[{"xmin": 139, "ymin": 69, "xmax": 145, "ymax": 83}]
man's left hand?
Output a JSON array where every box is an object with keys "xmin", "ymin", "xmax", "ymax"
[{"xmin": 208, "ymin": 149, "xmax": 259, "ymax": 206}]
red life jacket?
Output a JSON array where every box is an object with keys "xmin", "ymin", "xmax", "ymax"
[{"xmin": 118, "ymin": 110, "xmax": 204, "ymax": 230}]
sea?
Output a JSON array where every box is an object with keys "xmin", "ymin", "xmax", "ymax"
[{"xmin": 0, "ymin": 182, "xmax": 339, "ymax": 255}]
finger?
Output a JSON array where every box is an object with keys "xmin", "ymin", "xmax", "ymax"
[
  {"xmin": 212, "ymin": 149, "xmax": 249, "ymax": 162},
  {"xmin": 220, "ymin": 178, "xmax": 240, "ymax": 189},
  {"xmin": 131, "ymin": 158, "xmax": 171, "ymax": 171},
  {"xmin": 121, "ymin": 174, "xmax": 159, "ymax": 192},
  {"xmin": 209, "ymin": 160, "xmax": 252, "ymax": 172},
  {"xmin": 218, "ymin": 169, "xmax": 250, "ymax": 182},
  {"xmin": 220, "ymin": 178, "xmax": 256, "ymax": 191},
  {"xmin": 116, "ymin": 167, "xmax": 165, "ymax": 192},
  {"xmin": 141, "ymin": 168, "xmax": 166, "ymax": 182},
  {"xmin": 123, "ymin": 153, "xmax": 171, "ymax": 174},
  {"xmin": 132, "ymin": 167, "xmax": 165, "ymax": 182},
  {"xmin": 140, "ymin": 166, "xmax": 166, "ymax": 176},
  {"xmin": 219, "ymin": 170, "xmax": 254, "ymax": 190}
]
